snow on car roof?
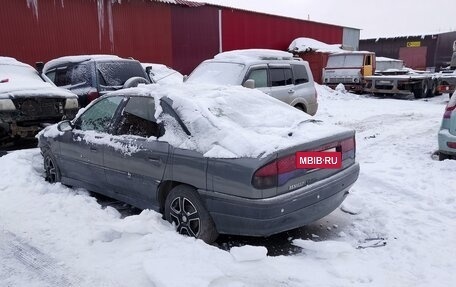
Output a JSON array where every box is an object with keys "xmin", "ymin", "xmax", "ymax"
[
  {"xmin": 213, "ymin": 49, "xmax": 295, "ymax": 63},
  {"xmin": 43, "ymin": 54, "xmax": 122, "ymax": 71},
  {"xmin": 108, "ymin": 83, "xmax": 350, "ymax": 158},
  {"xmin": 288, "ymin": 37, "xmax": 345, "ymax": 53}
]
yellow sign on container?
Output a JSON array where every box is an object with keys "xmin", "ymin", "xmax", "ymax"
[{"xmin": 406, "ymin": 41, "xmax": 421, "ymax": 47}]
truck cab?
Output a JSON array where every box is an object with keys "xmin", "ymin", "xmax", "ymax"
[{"xmin": 322, "ymin": 52, "xmax": 376, "ymax": 93}]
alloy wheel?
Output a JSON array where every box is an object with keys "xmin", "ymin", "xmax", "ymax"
[{"xmin": 169, "ymin": 196, "xmax": 201, "ymax": 237}]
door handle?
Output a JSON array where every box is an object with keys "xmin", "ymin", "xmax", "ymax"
[
  {"xmin": 148, "ymin": 157, "xmax": 161, "ymax": 165},
  {"xmin": 288, "ymin": 89, "xmax": 295, "ymax": 94},
  {"xmin": 90, "ymin": 147, "xmax": 97, "ymax": 152}
]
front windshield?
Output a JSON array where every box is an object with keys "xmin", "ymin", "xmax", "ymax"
[
  {"xmin": 186, "ymin": 62, "xmax": 245, "ymax": 85},
  {"xmin": 326, "ymin": 54, "xmax": 364, "ymax": 68},
  {"xmin": 0, "ymin": 64, "xmax": 44, "ymax": 85}
]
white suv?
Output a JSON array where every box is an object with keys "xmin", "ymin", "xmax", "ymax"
[{"xmin": 186, "ymin": 49, "xmax": 318, "ymax": 115}]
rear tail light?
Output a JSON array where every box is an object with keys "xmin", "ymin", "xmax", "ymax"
[
  {"xmin": 252, "ymin": 154, "xmax": 296, "ymax": 189},
  {"xmin": 87, "ymin": 90, "xmax": 100, "ymax": 103},
  {"xmin": 443, "ymin": 97, "xmax": 456, "ymax": 119},
  {"xmin": 252, "ymin": 136, "xmax": 356, "ymax": 189},
  {"xmin": 0, "ymin": 78, "xmax": 9, "ymax": 83},
  {"xmin": 447, "ymin": 142, "xmax": 456, "ymax": 149},
  {"xmin": 443, "ymin": 105, "xmax": 456, "ymax": 119},
  {"xmin": 340, "ymin": 137, "xmax": 356, "ymax": 153}
]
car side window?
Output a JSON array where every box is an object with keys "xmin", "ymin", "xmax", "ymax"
[
  {"xmin": 116, "ymin": 97, "xmax": 161, "ymax": 138},
  {"xmin": 292, "ymin": 64, "xmax": 309, "ymax": 85},
  {"xmin": 270, "ymin": 68, "xmax": 293, "ymax": 87},
  {"xmin": 53, "ymin": 67, "xmax": 72, "ymax": 87},
  {"xmin": 74, "ymin": 96, "xmax": 123, "ymax": 132},
  {"xmin": 246, "ymin": 69, "xmax": 268, "ymax": 88},
  {"xmin": 71, "ymin": 64, "xmax": 89, "ymax": 86},
  {"xmin": 45, "ymin": 70, "xmax": 56, "ymax": 82}
]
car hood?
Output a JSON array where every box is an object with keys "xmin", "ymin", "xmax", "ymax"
[{"xmin": 0, "ymin": 84, "xmax": 77, "ymax": 99}]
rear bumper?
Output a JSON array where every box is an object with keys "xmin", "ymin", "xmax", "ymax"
[
  {"xmin": 438, "ymin": 129, "xmax": 456, "ymax": 155},
  {"xmin": 200, "ymin": 163, "xmax": 360, "ymax": 236}
]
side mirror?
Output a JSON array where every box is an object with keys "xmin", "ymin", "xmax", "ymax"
[
  {"xmin": 183, "ymin": 75, "xmax": 188, "ymax": 82},
  {"xmin": 35, "ymin": 62, "xmax": 44, "ymax": 74},
  {"xmin": 243, "ymin": 79, "xmax": 255, "ymax": 89},
  {"xmin": 145, "ymin": 66, "xmax": 152, "ymax": 76},
  {"xmin": 57, "ymin": 120, "xmax": 73, "ymax": 132}
]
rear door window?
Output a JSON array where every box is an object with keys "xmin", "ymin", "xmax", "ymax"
[
  {"xmin": 270, "ymin": 68, "xmax": 293, "ymax": 87},
  {"xmin": 53, "ymin": 67, "xmax": 71, "ymax": 87},
  {"xmin": 292, "ymin": 64, "xmax": 309, "ymax": 85},
  {"xmin": 71, "ymin": 63, "xmax": 90, "ymax": 86}
]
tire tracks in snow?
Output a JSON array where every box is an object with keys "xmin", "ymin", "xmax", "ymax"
[{"xmin": 0, "ymin": 229, "xmax": 79, "ymax": 286}]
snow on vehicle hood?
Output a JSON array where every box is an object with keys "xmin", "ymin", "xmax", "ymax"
[
  {"xmin": 111, "ymin": 83, "xmax": 352, "ymax": 158},
  {"xmin": 0, "ymin": 59, "xmax": 77, "ymax": 99}
]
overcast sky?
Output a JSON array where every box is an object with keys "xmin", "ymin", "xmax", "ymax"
[{"xmin": 199, "ymin": 0, "xmax": 456, "ymax": 39}]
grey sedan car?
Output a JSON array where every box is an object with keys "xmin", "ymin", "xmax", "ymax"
[{"xmin": 38, "ymin": 84, "xmax": 359, "ymax": 243}]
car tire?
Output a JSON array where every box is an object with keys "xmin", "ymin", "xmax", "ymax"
[
  {"xmin": 164, "ymin": 185, "xmax": 218, "ymax": 243},
  {"xmin": 43, "ymin": 149, "xmax": 61, "ymax": 183},
  {"xmin": 439, "ymin": 152, "xmax": 450, "ymax": 161},
  {"xmin": 123, "ymin": 77, "xmax": 150, "ymax": 88},
  {"xmin": 426, "ymin": 81, "xmax": 434, "ymax": 97}
]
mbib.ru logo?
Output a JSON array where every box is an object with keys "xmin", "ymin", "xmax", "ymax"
[{"xmin": 296, "ymin": 152, "xmax": 342, "ymax": 169}]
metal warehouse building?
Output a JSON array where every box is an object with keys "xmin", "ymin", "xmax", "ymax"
[
  {"xmin": 1, "ymin": 0, "xmax": 360, "ymax": 74},
  {"xmin": 360, "ymin": 31, "xmax": 456, "ymax": 72}
]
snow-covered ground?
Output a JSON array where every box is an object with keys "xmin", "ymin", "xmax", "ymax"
[{"xmin": 1, "ymin": 86, "xmax": 455, "ymax": 287}]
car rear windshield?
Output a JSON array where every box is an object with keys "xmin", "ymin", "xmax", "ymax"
[
  {"xmin": 187, "ymin": 62, "xmax": 245, "ymax": 85},
  {"xmin": 326, "ymin": 54, "xmax": 364, "ymax": 68},
  {"xmin": 96, "ymin": 61, "xmax": 146, "ymax": 87}
]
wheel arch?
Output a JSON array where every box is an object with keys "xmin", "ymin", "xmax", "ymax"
[{"xmin": 157, "ymin": 180, "xmax": 197, "ymax": 213}]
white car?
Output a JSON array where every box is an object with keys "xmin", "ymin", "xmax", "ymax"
[
  {"xmin": 0, "ymin": 57, "xmax": 78, "ymax": 147},
  {"xmin": 186, "ymin": 49, "xmax": 318, "ymax": 115}
]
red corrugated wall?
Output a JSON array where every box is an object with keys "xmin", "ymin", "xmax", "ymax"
[
  {"xmin": 171, "ymin": 5, "xmax": 219, "ymax": 75},
  {"xmin": 221, "ymin": 9, "xmax": 343, "ymax": 51},
  {"xmin": 1, "ymin": 1, "xmax": 348, "ymax": 74},
  {"xmin": 0, "ymin": 0, "xmax": 172, "ymax": 67}
]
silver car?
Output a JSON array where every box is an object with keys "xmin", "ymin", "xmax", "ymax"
[{"xmin": 186, "ymin": 49, "xmax": 318, "ymax": 115}]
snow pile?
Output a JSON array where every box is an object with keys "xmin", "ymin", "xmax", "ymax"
[
  {"xmin": 111, "ymin": 83, "xmax": 350, "ymax": 158},
  {"xmin": 230, "ymin": 245, "xmax": 268, "ymax": 262},
  {"xmin": 214, "ymin": 49, "xmax": 294, "ymax": 62},
  {"xmin": 288, "ymin": 37, "xmax": 344, "ymax": 53}
]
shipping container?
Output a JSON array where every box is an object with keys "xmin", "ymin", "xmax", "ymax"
[
  {"xmin": 221, "ymin": 8, "xmax": 344, "ymax": 52},
  {"xmin": 297, "ymin": 52, "xmax": 330, "ymax": 84},
  {"xmin": 360, "ymin": 35, "xmax": 444, "ymax": 71}
]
